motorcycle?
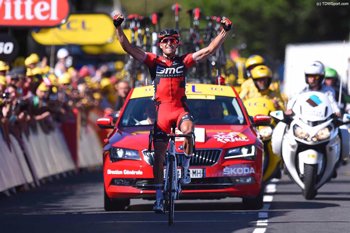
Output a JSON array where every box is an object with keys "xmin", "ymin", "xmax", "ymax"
[
  {"xmin": 270, "ymin": 91, "xmax": 350, "ymax": 199},
  {"xmin": 244, "ymin": 97, "xmax": 282, "ymax": 183}
]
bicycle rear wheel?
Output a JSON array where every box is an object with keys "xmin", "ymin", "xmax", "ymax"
[{"xmin": 168, "ymin": 156, "xmax": 175, "ymax": 226}]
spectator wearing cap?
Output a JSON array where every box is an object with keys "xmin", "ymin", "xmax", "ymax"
[
  {"xmin": 35, "ymin": 82, "xmax": 49, "ymax": 103},
  {"xmin": 114, "ymin": 61, "xmax": 127, "ymax": 81},
  {"xmin": 47, "ymin": 74, "xmax": 58, "ymax": 94},
  {"xmin": 68, "ymin": 67, "xmax": 80, "ymax": 89},
  {"xmin": 23, "ymin": 68, "xmax": 36, "ymax": 99},
  {"xmin": 57, "ymin": 72, "xmax": 71, "ymax": 102},
  {"xmin": 32, "ymin": 82, "xmax": 52, "ymax": 132},
  {"xmin": 25, "ymin": 53, "xmax": 50, "ymax": 75},
  {"xmin": 25, "ymin": 53, "xmax": 40, "ymax": 69},
  {"xmin": 55, "ymin": 48, "xmax": 69, "ymax": 78},
  {"xmin": 99, "ymin": 77, "xmax": 115, "ymax": 110},
  {"xmin": 0, "ymin": 61, "xmax": 9, "ymax": 76}
]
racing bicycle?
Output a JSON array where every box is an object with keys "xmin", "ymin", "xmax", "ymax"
[{"xmin": 148, "ymin": 123, "xmax": 195, "ymax": 226}]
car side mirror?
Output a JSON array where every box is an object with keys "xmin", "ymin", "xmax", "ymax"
[
  {"xmin": 108, "ymin": 112, "xmax": 119, "ymax": 124},
  {"xmin": 252, "ymin": 114, "xmax": 271, "ymax": 126},
  {"xmin": 96, "ymin": 116, "xmax": 114, "ymax": 129}
]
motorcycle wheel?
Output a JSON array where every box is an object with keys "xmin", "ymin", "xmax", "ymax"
[{"xmin": 303, "ymin": 164, "xmax": 317, "ymax": 200}]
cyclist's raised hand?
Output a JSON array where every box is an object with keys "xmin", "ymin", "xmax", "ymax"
[
  {"xmin": 221, "ymin": 17, "xmax": 232, "ymax": 31},
  {"xmin": 113, "ymin": 14, "xmax": 124, "ymax": 28}
]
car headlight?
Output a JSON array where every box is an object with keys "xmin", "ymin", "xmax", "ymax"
[
  {"xmin": 316, "ymin": 126, "xmax": 331, "ymax": 140},
  {"xmin": 109, "ymin": 148, "xmax": 141, "ymax": 162},
  {"xmin": 258, "ymin": 126, "xmax": 272, "ymax": 139},
  {"xmin": 293, "ymin": 124, "xmax": 309, "ymax": 139},
  {"xmin": 224, "ymin": 145, "xmax": 256, "ymax": 160}
]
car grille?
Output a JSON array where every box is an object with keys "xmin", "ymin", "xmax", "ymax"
[
  {"xmin": 142, "ymin": 149, "xmax": 222, "ymax": 167},
  {"xmin": 110, "ymin": 177, "xmax": 234, "ymax": 190}
]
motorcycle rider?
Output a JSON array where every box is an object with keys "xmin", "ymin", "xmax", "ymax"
[
  {"xmin": 240, "ymin": 55, "xmax": 281, "ymax": 101},
  {"xmin": 286, "ymin": 61, "xmax": 341, "ymax": 116},
  {"xmin": 239, "ymin": 55, "xmax": 265, "ymax": 99},
  {"xmin": 241, "ymin": 65, "xmax": 285, "ymax": 110},
  {"xmin": 324, "ymin": 67, "xmax": 350, "ymax": 114}
]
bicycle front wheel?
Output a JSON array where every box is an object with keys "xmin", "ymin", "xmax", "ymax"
[{"xmin": 168, "ymin": 156, "xmax": 175, "ymax": 226}]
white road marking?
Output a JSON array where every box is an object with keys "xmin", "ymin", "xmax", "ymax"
[
  {"xmin": 265, "ymin": 183, "xmax": 277, "ymax": 193},
  {"xmin": 252, "ymin": 178, "xmax": 279, "ymax": 233},
  {"xmin": 257, "ymin": 219, "xmax": 268, "ymax": 226},
  {"xmin": 253, "ymin": 228, "xmax": 266, "ymax": 233},
  {"xmin": 263, "ymin": 195, "xmax": 273, "ymax": 202}
]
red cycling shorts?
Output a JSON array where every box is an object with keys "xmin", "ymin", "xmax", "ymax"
[{"xmin": 154, "ymin": 102, "xmax": 194, "ymax": 138}]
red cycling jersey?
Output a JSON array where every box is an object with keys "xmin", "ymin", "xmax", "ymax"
[
  {"xmin": 143, "ymin": 52, "xmax": 196, "ymax": 103},
  {"xmin": 143, "ymin": 52, "xmax": 196, "ymax": 135}
]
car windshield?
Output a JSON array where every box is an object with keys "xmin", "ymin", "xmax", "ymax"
[{"xmin": 119, "ymin": 96, "xmax": 247, "ymax": 127}]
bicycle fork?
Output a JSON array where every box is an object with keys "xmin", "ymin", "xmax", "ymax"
[{"xmin": 164, "ymin": 140, "xmax": 181, "ymax": 202}]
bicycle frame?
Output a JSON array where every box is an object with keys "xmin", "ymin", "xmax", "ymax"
[
  {"xmin": 163, "ymin": 135, "xmax": 179, "ymax": 225},
  {"xmin": 148, "ymin": 126, "xmax": 194, "ymax": 226},
  {"xmin": 163, "ymin": 135, "xmax": 179, "ymax": 200}
]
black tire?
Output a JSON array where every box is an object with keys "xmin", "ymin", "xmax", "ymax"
[
  {"xmin": 303, "ymin": 164, "xmax": 317, "ymax": 200},
  {"xmin": 263, "ymin": 143, "xmax": 269, "ymax": 177},
  {"xmin": 168, "ymin": 157, "xmax": 175, "ymax": 226},
  {"xmin": 104, "ymin": 188, "xmax": 130, "ymax": 211},
  {"xmin": 242, "ymin": 184, "xmax": 264, "ymax": 210}
]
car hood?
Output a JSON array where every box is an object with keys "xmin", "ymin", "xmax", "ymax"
[{"xmin": 104, "ymin": 125, "xmax": 257, "ymax": 151}]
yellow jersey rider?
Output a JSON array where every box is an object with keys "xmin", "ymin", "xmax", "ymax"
[{"xmin": 241, "ymin": 65, "xmax": 285, "ymax": 111}]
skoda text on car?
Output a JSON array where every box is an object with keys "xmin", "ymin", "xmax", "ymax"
[{"xmin": 97, "ymin": 83, "xmax": 270, "ymax": 210}]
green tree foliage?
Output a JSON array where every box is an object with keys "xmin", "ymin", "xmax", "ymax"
[{"xmin": 107, "ymin": 0, "xmax": 350, "ymax": 60}]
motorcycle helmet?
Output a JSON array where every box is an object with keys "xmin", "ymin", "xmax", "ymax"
[
  {"xmin": 324, "ymin": 67, "xmax": 338, "ymax": 79},
  {"xmin": 245, "ymin": 55, "xmax": 265, "ymax": 78},
  {"xmin": 251, "ymin": 65, "xmax": 272, "ymax": 91},
  {"xmin": 304, "ymin": 61, "xmax": 325, "ymax": 84},
  {"xmin": 158, "ymin": 28, "xmax": 180, "ymax": 43}
]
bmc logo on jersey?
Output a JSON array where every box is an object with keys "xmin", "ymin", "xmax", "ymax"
[{"xmin": 156, "ymin": 65, "xmax": 184, "ymax": 75}]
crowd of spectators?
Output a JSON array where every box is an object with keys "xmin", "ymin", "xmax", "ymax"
[{"xmin": 0, "ymin": 49, "xmax": 131, "ymax": 146}]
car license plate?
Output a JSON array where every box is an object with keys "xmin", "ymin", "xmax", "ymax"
[{"xmin": 164, "ymin": 168, "xmax": 204, "ymax": 178}]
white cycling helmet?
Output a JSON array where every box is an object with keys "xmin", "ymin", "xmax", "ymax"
[{"xmin": 304, "ymin": 61, "xmax": 325, "ymax": 84}]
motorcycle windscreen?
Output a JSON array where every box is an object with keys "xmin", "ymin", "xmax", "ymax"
[{"xmin": 292, "ymin": 91, "xmax": 333, "ymax": 122}]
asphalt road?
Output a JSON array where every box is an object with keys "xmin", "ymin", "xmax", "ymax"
[{"xmin": 1, "ymin": 165, "xmax": 350, "ymax": 233}]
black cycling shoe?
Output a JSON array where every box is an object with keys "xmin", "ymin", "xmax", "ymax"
[
  {"xmin": 181, "ymin": 167, "xmax": 191, "ymax": 184},
  {"xmin": 153, "ymin": 199, "xmax": 164, "ymax": 214}
]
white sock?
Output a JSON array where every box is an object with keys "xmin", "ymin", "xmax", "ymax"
[
  {"xmin": 155, "ymin": 184, "xmax": 163, "ymax": 200},
  {"xmin": 183, "ymin": 153, "xmax": 192, "ymax": 168}
]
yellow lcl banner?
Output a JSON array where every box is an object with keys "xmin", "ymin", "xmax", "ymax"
[
  {"xmin": 131, "ymin": 84, "xmax": 236, "ymax": 99},
  {"xmin": 31, "ymin": 14, "xmax": 115, "ymax": 45}
]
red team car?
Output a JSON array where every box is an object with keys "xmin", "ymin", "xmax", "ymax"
[{"xmin": 97, "ymin": 83, "xmax": 270, "ymax": 210}]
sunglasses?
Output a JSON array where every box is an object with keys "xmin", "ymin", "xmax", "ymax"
[
  {"xmin": 307, "ymin": 75, "xmax": 320, "ymax": 79},
  {"xmin": 161, "ymin": 38, "xmax": 178, "ymax": 44}
]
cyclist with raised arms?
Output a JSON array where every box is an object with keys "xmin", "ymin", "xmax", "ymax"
[{"xmin": 113, "ymin": 13, "xmax": 232, "ymax": 213}]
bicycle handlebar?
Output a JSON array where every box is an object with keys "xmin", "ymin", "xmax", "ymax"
[
  {"xmin": 193, "ymin": 8, "xmax": 202, "ymax": 20},
  {"xmin": 172, "ymin": 3, "xmax": 182, "ymax": 15}
]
